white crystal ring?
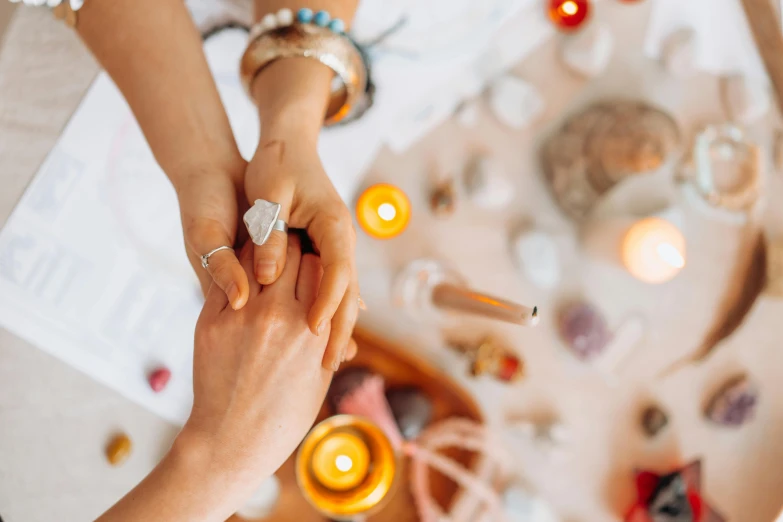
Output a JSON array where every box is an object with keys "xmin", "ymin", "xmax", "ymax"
[
  {"xmin": 244, "ymin": 199, "xmax": 289, "ymax": 246},
  {"xmin": 201, "ymin": 246, "xmax": 234, "ymax": 270}
]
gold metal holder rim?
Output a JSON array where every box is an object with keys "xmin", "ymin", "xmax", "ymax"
[{"xmin": 295, "ymin": 414, "xmax": 399, "ymax": 520}]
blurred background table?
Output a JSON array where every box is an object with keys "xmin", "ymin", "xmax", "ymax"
[{"xmin": 2, "ymin": 3, "xmax": 783, "ymax": 522}]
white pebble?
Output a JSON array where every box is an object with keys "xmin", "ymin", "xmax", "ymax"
[
  {"xmin": 464, "ymin": 155, "xmax": 514, "ymax": 209},
  {"xmin": 488, "ymin": 75, "xmax": 545, "ymax": 130},
  {"xmin": 235, "ymin": 476, "xmax": 280, "ymax": 519},
  {"xmin": 69, "ymin": 0, "xmax": 84, "ymax": 9},
  {"xmin": 511, "ymin": 229, "xmax": 561, "ymax": 289},
  {"xmin": 561, "ymin": 22, "xmax": 614, "ymax": 78}
]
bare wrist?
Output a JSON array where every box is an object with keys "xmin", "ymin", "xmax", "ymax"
[{"xmin": 252, "ymin": 57, "xmax": 333, "ymax": 140}]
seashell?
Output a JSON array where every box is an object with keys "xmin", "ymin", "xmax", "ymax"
[
  {"xmin": 464, "ymin": 155, "xmax": 515, "ymax": 210},
  {"xmin": 705, "ymin": 374, "xmax": 758, "ymax": 427},
  {"xmin": 488, "ymin": 75, "xmax": 545, "ymax": 130},
  {"xmin": 661, "ymin": 29, "xmax": 697, "ymax": 78},
  {"xmin": 386, "ymin": 387, "xmax": 434, "ymax": 440},
  {"xmin": 541, "ymin": 100, "xmax": 680, "ymax": 220},
  {"xmin": 430, "ymin": 179, "xmax": 457, "ymax": 217},
  {"xmin": 557, "ymin": 301, "xmax": 611, "ymax": 361},
  {"xmin": 561, "ymin": 22, "xmax": 614, "ymax": 78},
  {"xmin": 510, "ymin": 229, "xmax": 561, "ymax": 289},
  {"xmin": 721, "ymin": 75, "xmax": 771, "ymax": 125}
]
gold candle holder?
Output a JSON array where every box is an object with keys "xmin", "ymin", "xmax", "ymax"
[{"xmin": 296, "ymin": 415, "xmax": 398, "ymax": 520}]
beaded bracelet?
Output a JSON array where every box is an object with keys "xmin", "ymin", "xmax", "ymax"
[
  {"xmin": 248, "ymin": 7, "xmax": 347, "ymax": 42},
  {"xmin": 9, "ymin": 0, "xmax": 84, "ymax": 27}
]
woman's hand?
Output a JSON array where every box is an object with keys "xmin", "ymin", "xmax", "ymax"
[
  {"xmin": 175, "ymin": 163, "xmax": 252, "ymax": 310},
  {"xmin": 247, "ymin": 59, "xmax": 360, "ymax": 371},
  {"xmin": 97, "ymin": 237, "xmax": 358, "ymax": 522},
  {"xmin": 183, "ymin": 235, "xmax": 337, "ymax": 481}
]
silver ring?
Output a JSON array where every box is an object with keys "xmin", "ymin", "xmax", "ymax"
[
  {"xmin": 243, "ymin": 199, "xmax": 289, "ymax": 246},
  {"xmin": 200, "ymin": 246, "xmax": 233, "ymax": 270}
]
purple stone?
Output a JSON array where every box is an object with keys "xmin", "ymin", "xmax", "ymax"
[
  {"xmin": 557, "ymin": 301, "xmax": 611, "ymax": 360},
  {"xmin": 706, "ymin": 375, "xmax": 758, "ymax": 427}
]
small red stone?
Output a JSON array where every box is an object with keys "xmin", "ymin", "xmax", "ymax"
[
  {"xmin": 548, "ymin": 0, "xmax": 590, "ymax": 31},
  {"xmin": 498, "ymin": 355, "xmax": 522, "ymax": 382},
  {"xmin": 148, "ymin": 367, "xmax": 171, "ymax": 393}
]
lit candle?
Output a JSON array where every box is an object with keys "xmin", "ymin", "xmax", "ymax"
[
  {"xmin": 310, "ymin": 431, "xmax": 370, "ymax": 491},
  {"xmin": 297, "ymin": 415, "xmax": 397, "ymax": 519},
  {"xmin": 621, "ymin": 217, "xmax": 686, "ymax": 284},
  {"xmin": 355, "ymin": 183, "xmax": 411, "ymax": 239},
  {"xmin": 548, "ymin": 0, "xmax": 590, "ymax": 31}
]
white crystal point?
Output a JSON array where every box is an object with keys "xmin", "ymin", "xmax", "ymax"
[
  {"xmin": 455, "ymin": 100, "xmax": 480, "ymax": 128},
  {"xmin": 511, "ymin": 229, "xmax": 561, "ymax": 289},
  {"xmin": 464, "ymin": 155, "xmax": 514, "ymax": 209},
  {"xmin": 488, "ymin": 75, "xmax": 545, "ymax": 130},
  {"xmin": 722, "ymin": 75, "xmax": 771, "ymax": 125},
  {"xmin": 661, "ymin": 29, "xmax": 696, "ymax": 78},
  {"xmin": 561, "ymin": 22, "xmax": 614, "ymax": 78},
  {"xmin": 244, "ymin": 199, "xmax": 281, "ymax": 246}
]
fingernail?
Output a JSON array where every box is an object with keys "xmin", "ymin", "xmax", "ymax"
[
  {"xmin": 317, "ymin": 321, "xmax": 326, "ymax": 335},
  {"xmin": 227, "ymin": 283, "xmax": 240, "ymax": 310},
  {"xmin": 357, "ymin": 296, "xmax": 367, "ymax": 311},
  {"xmin": 331, "ymin": 360, "xmax": 340, "ymax": 372},
  {"xmin": 256, "ymin": 261, "xmax": 277, "ymax": 283}
]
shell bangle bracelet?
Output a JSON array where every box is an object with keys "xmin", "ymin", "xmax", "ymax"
[{"xmin": 240, "ymin": 16, "xmax": 367, "ymax": 126}]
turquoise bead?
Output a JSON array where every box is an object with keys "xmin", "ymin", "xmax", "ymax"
[
  {"xmin": 313, "ymin": 10, "xmax": 330, "ymax": 26},
  {"xmin": 328, "ymin": 18, "xmax": 345, "ymax": 33},
  {"xmin": 296, "ymin": 8, "xmax": 313, "ymax": 23}
]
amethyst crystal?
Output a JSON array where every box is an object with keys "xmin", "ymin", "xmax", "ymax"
[
  {"xmin": 557, "ymin": 301, "xmax": 611, "ymax": 360},
  {"xmin": 706, "ymin": 375, "xmax": 758, "ymax": 427},
  {"xmin": 386, "ymin": 387, "xmax": 434, "ymax": 440}
]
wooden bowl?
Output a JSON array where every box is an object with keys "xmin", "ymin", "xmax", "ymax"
[{"xmin": 231, "ymin": 328, "xmax": 483, "ymax": 522}]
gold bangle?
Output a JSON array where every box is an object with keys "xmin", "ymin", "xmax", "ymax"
[{"xmin": 240, "ymin": 23, "xmax": 367, "ymax": 126}]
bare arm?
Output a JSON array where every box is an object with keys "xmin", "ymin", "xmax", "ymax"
[
  {"xmin": 247, "ymin": 0, "xmax": 363, "ymax": 370},
  {"xmin": 77, "ymin": 0, "xmax": 252, "ymax": 308},
  {"xmin": 77, "ymin": 0, "xmax": 244, "ymax": 182}
]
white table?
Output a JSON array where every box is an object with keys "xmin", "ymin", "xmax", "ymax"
[{"xmin": 2, "ymin": 3, "xmax": 783, "ymax": 522}]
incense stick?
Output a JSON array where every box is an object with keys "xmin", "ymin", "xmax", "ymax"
[{"xmin": 431, "ymin": 283, "xmax": 539, "ymax": 326}]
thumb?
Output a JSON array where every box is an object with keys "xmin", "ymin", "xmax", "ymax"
[
  {"xmin": 248, "ymin": 198, "xmax": 291, "ymax": 285},
  {"xmin": 186, "ymin": 218, "xmax": 249, "ymax": 310}
]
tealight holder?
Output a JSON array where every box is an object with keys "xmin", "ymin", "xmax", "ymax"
[
  {"xmin": 296, "ymin": 414, "xmax": 399, "ymax": 521},
  {"xmin": 548, "ymin": 0, "xmax": 591, "ymax": 31}
]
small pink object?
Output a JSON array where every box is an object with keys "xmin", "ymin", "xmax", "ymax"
[{"xmin": 148, "ymin": 367, "xmax": 171, "ymax": 392}]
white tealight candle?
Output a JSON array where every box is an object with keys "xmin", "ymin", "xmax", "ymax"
[{"xmin": 621, "ymin": 217, "xmax": 686, "ymax": 284}]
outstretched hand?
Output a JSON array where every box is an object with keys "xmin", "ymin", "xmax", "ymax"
[{"xmin": 245, "ymin": 135, "xmax": 359, "ymax": 371}]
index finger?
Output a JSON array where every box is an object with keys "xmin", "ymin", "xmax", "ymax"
[{"xmin": 307, "ymin": 211, "xmax": 356, "ymax": 335}]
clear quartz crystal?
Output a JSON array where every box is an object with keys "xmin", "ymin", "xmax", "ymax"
[{"xmin": 243, "ymin": 199, "xmax": 281, "ymax": 246}]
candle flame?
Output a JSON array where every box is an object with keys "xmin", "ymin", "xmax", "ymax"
[
  {"xmin": 656, "ymin": 243, "xmax": 685, "ymax": 269},
  {"xmin": 377, "ymin": 203, "xmax": 397, "ymax": 222},
  {"xmin": 559, "ymin": 0, "xmax": 578, "ymax": 16},
  {"xmin": 335, "ymin": 455, "xmax": 353, "ymax": 472}
]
